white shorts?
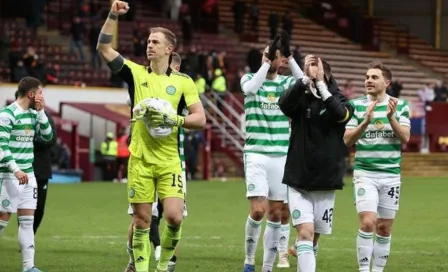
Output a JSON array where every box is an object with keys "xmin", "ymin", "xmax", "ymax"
[
  {"xmin": 0, "ymin": 177, "xmax": 38, "ymax": 213},
  {"xmin": 353, "ymin": 175, "xmax": 401, "ymax": 219},
  {"xmin": 244, "ymin": 153, "xmax": 287, "ymax": 201},
  {"xmin": 127, "ymin": 202, "xmax": 159, "ymax": 217},
  {"xmin": 287, "ymin": 187, "xmax": 336, "ymax": 235}
]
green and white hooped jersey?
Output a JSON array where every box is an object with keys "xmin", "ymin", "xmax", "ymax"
[
  {"xmin": 241, "ymin": 74, "xmax": 296, "ymax": 155},
  {"xmin": 0, "ymin": 102, "xmax": 52, "ymax": 179},
  {"xmin": 346, "ymin": 95, "xmax": 410, "ymax": 177}
]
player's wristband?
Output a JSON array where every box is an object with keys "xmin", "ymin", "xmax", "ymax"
[
  {"xmin": 176, "ymin": 115, "xmax": 185, "ymax": 127},
  {"xmin": 316, "ymin": 80, "xmax": 332, "ymax": 101}
]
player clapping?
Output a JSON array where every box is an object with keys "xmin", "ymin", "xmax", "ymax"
[
  {"xmin": 344, "ymin": 61, "xmax": 410, "ymax": 272},
  {"xmin": 278, "ymin": 55, "xmax": 353, "ymax": 272},
  {"xmin": 241, "ymin": 31, "xmax": 303, "ymax": 272}
]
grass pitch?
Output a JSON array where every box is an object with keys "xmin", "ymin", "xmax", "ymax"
[{"xmin": 1, "ymin": 178, "xmax": 447, "ymax": 271}]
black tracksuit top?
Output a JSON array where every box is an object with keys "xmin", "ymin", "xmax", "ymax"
[{"xmin": 278, "ymin": 76, "xmax": 354, "ymax": 191}]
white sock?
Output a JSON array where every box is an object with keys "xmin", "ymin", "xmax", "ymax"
[
  {"xmin": 244, "ymin": 215, "xmax": 262, "ymax": 265},
  {"xmin": 296, "ymin": 240, "xmax": 316, "ymax": 272},
  {"xmin": 372, "ymin": 234, "xmax": 391, "ymax": 272},
  {"xmin": 127, "ymin": 241, "xmax": 134, "ymax": 264},
  {"xmin": 278, "ymin": 224, "xmax": 290, "ymax": 254},
  {"xmin": 313, "ymin": 244, "xmax": 319, "ymax": 257},
  {"xmin": 18, "ymin": 216, "xmax": 35, "ymax": 271},
  {"xmin": 0, "ymin": 219, "xmax": 8, "ymax": 235},
  {"xmin": 357, "ymin": 229, "xmax": 374, "ymax": 271},
  {"xmin": 262, "ymin": 221, "xmax": 281, "ymax": 271}
]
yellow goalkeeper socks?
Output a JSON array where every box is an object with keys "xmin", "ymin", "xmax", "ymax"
[
  {"xmin": 157, "ymin": 223, "xmax": 182, "ymax": 271},
  {"xmin": 132, "ymin": 227, "xmax": 150, "ymax": 272}
]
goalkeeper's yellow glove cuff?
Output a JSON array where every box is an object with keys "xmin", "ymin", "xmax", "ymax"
[{"xmin": 176, "ymin": 115, "xmax": 185, "ymax": 127}]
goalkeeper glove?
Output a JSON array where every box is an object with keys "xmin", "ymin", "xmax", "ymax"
[
  {"xmin": 130, "ymin": 101, "xmax": 149, "ymax": 122},
  {"xmin": 267, "ymin": 35, "xmax": 281, "ymax": 61},
  {"xmin": 279, "ymin": 30, "xmax": 291, "ymax": 58},
  {"xmin": 148, "ymin": 108, "xmax": 185, "ymax": 127}
]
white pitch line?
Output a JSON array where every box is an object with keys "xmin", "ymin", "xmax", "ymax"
[{"xmin": 0, "ymin": 235, "xmax": 444, "ymax": 255}]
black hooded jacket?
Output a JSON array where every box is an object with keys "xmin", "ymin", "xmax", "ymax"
[{"xmin": 278, "ymin": 76, "xmax": 353, "ymax": 191}]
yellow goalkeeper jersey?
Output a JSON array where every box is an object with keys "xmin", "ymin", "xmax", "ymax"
[{"xmin": 117, "ymin": 59, "xmax": 200, "ymax": 166}]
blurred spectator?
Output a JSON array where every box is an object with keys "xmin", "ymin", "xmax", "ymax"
[
  {"xmin": 44, "ymin": 63, "xmax": 59, "ymax": 85},
  {"xmin": 184, "ymin": 130, "xmax": 205, "ymax": 180},
  {"xmin": 12, "ymin": 60, "xmax": 28, "ymax": 83},
  {"xmin": 201, "ymin": 0, "xmax": 219, "ymax": 33},
  {"xmin": 434, "ymin": 81, "xmax": 448, "ymax": 102},
  {"xmin": 25, "ymin": 0, "xmax": 45, "ymax": 35},
  {"xmin": 247, "ymin": 47, "xmax": 262, "ymax": 73},
  {"xmin": 232, "ymin": 0, "xmax": 246, "ymax": 34},
  {"xmin": 283, "ymin": 11, "xmax": 294, "ymax": 38},
  {"xmin": 212, "ymin": 68, "xmax": 227, "ymax": 112},
  {"xmin": 0, "ymin": 28, "xmax": 11, "ymax": 61},
  {"xmin": 100, "ymin": 132, "xmax": 118, "ymax": 182},
  {"xmin": 23, "ymin": 46, "xmax": 39, "ymax": 73},
  {"xmin": 69, "ymin": 16, "xmax": 86, "ymax": 61},
  {"xmin": 292, "ymin": 45, "xmax": 302, "ymax": 69},
  {"xmin": 132, "ymin": 22, "xmax": 146, "ymax": 57},
  {"xmin": 52, "ymin": 139, "xmax": 70, "ymax": 170},
  {"xmin": 195, "ymin": 74, "xmax": 207, "ymax": 95},
  {"xmin": 343, "ymin": 80, "xmax": 356, "ymax": 100},
  {"xmin": 89, "ymin": 21, "xmax": 102, "ymax": 69},
  {"xmin": 387, "ymin": 79, "xmax": 403, "ymax": 98},
  {"xmin": 418, "ymin": 82, "xmax": 436, "ymax": 110},
  {"xmin": 179, "ymin": 2, "xmax": 193, "ymax": 45},
  {"xmin": 116, "ymin": 128, "xmax": 130, "ymax": 183},
  {"xmin": 217, "ymin": 51, "xmax": 229, "ymax": 75},
  {"xmin": 249, "ymin": 0, "xmax": 259, "ymax": 31},
  {"xmin": 186, "ymin": 46, "xmax": 199, "ymax": 78},
  {"xmin": 268, "ymin": 11, "xmax": 279, "ymax": 40}
]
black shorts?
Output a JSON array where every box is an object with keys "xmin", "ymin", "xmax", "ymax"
[{"xmin": 116, "ymin": 157, "xmax": 129, "ymax": 166}]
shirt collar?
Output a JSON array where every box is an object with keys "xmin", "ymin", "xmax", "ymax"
[{"xmin": 147, "ymin": 66, "xmax": 173, "ymax": 76}]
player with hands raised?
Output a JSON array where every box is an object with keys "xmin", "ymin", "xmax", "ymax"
[
  {"xmin": 279, "ymin": 55, "xmax": 352, "ymax": 272},
  {"xmin": 240, "ymin": 35, "xmax": 303, "ymax": 272}
]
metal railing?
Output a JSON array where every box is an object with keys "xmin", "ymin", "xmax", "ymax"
[
  {"xmin": 201, "ymin": 94, "xmax": 244, "ymax": 152},
  {"xmin": 209, "ymin": 91, "xmax": 244, "ymax": 126},
  {"xmin": 224, "ymin": 91, "xmax": 244, "ymax": 113}
]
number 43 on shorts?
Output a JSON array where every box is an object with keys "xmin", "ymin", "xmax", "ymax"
[{"xmin": 387, "ymin": 186, "xmax": 400, "ymax": 205}]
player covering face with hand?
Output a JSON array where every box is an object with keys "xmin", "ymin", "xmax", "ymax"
[
  {"xmin": 279, "ymin": 55, "xmax": 352, "ymax": 272},
  {"xmin": 344, "ymin": 61, "xmax": 410, "ymax": 272},
  {"xmin": 240, "ymin": 31, "xmax": 303, "ymax": 272},
  {"xmin": 0, "ymin": 77, "xmax": 53, "ymax": 272},
  {"xmin": 97, "ymin": 2, "xmax": 206, "ymax": 272}
]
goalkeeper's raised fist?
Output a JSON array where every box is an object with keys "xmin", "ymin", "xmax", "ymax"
[{"xmin": 111, "ymin": 0, "xmax": 130, "ymax": 15}]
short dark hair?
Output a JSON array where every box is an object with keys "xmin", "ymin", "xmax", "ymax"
[
  {"xmin": 150, "ymin": 27, "xmax": 177, "ymax": 48},
  {"xmin": 367, "ymin": 61, "xmax": 392, "ymax": 81},
  {"xmin": 14, "ymin": 90, "xmax": 19, "ymax": 99},
  {"xmin": 321, "ymin": 59, "xmax": 332, "ymax": 81},
  {"xmin": 171, "ymin": 52, "xmax": 181, "ymax": 66},
  {"xmin": 17, "ymin": 77, "xmax": 42, "ymax": 98}
]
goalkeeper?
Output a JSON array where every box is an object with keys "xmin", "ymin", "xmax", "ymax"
[{"xmin": 96, "ymin": 2, "xmax": 206, "ymax": 272}]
